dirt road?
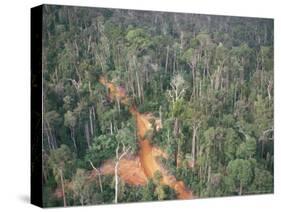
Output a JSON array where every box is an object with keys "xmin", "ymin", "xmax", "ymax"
[{"xmin": 99, "ymin": 77, "xmax": 193, "ymax": 199}]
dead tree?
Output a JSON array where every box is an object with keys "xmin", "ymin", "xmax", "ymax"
[{"xmin": 114, "ymin": 141, "xmax": 131, "ymax": 203}]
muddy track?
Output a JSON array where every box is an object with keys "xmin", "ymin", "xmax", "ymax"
[{"xmin": 99, "ymin": 77, "xmax": 193, "ymax": 199}]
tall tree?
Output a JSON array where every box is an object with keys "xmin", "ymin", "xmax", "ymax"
[
  {"xmin": 48, "ymin": 145, "xmax": 74, "ymax": 206},
  {"xmin": 226, "ymin": 159, "xmax": 253, "ymax": 195}
]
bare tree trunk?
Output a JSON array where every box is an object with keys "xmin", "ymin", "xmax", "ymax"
[
  {"xmin": 88, "ymin": 81, "xmax": 93, "ymax": 97},
  {"xmin": 47, "ymin": 121, "xmax": 57, "ymax": 149},
  {"xmin": 74, "ymin": 39, "xmax": 79, "ymax": 57},
  {"xmin": 84, "ymin": 122, "xmax": 91, "ymax": 149},
  {"xmin": 51, "ymin": 130, "xmax": 58, "ymax": 149},
  {"xmin": 198, "ymin": 147, "xmax": 203, "ymax": 178},
  {"xmin": 92, "ymin": 106, "xmax": 97, "ymax": 134},
  {"xmin": 44, "ymin": 121, "xmax": 52, "ymax": 150},
  {"xmin": 233, "ymin": 83, "xmax": 237, "ymax": 111},
  {"xmin": 89, "ymin": 108, "xmax": 94, "ymax": 137},
  {"xmin": 96, "ymin": 53, "xmax": 105, "ymax": 72},
  {"xmin": 74, "ymin": 64, "xmax": 82, "ymax": 86},
  {"xmin": 267, "ymin": 80, "xmax": 272, "ymax": 100},
  {"xmin": 207, "ymin": 165, "xmax": 211, "ymax": 183},
  {"xmin": 80, "ymin": 196, "xmax": 84, "ymax": 206},
  {"xmin": 174, "ymin": 118, "xmax": 179, "ymax": 166},
  {"xmin": 116, "ymin": 98, "xmax": 121, "ymax": 114},
  {"xmin": 192, "ymin": 66, "xmax": 196, "ymax": 98},
  {"xmin": 174, "ymin": 118, "xmax": 179, "ymax": 136},
  {"xmin": 215, "ymin": 67, "xmax": 220, "ymax": 90},
  {"xmin": 89, "ymin": 160, "xmax": 103, "ymax": 192},
  {"xmin": 141, "ymin": 85, "xmax": 145, "ymax": 103},
  {"xmin": 114, "ymin": 141, "xmax": 131, "ymax": 204},
  {"xmin": 192, "ymin": 125, "xmax": 198, "ymax": 163},
  {"xmin": 239, "ymin": 182, "xmax": 243, "ymax": 195},
  {"xmin": 135, "ymin": 70, "xmax": 142, "ymax": 103},
  {"xmin": 59, "ymin": 169, "xmax": 67, "ymax": 207},
  {"xmin": 87, "ymin": 35, "xmax": 92, "ymax": 53},
  {"xmin": 114, "ymin": 161, "xmax": 119, "ymax": 204},
  {"xmin": 159, "ymin": 106, "xmax": 162, "ymax": 124},
  {"xmin": 180, "ymin": 31, "xmax": 184, "ymax": 52},
  {"xmin": 177, "ymin": 141, "xmax": 181, "ymax": 168},
  {"xmin": 70, "ymin": 129, "xmax": 77, "ymax": 152},
  {"xmin": 173, "ymin": 50, "xmax": 176, "ymax": 74},
  {"xmin": 110, "ymin": 121, "xmax": 113, "ymax": 135},
  {"xmin": 199, "ymin": 80, "xmax": 202, "ymax": 98},
  {"xmin": 165, "ymin": 45, "xmax": 170, "ymax": 73}
]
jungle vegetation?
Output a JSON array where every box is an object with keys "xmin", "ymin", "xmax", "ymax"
[{"xmin": 41, "ymin": 5, "xmax": 273, "ymax": 207}]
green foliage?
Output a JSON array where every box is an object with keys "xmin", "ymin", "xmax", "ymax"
[
  {"xmin": 141, "ymin": 179, "xmax": 157, "ymax": 201},
  {"xmin": 71, "ymin": 169, "xmax": 89, "ymax": 205},
  {"xmin": 224, "ymin": 128, "xmax": 240, "ymax": 162},
  {"xmin": 85, "ymin": 122, "xmax": 137, "ymax": 167},
  {"xmin": 249, "ymin": 168, "xmax": 273, "ymax": 194},
  {"xmin": 183, "ymin": 48, "xmax": 196, "ymax": 65},
  {"xmin": 126, "ymin": 28, "xmax": 153, "ymax": 56},
  {"xmin": 116, "ymin": 122, "xmax": 138, "ymax": 154},
  {"xmin": 119, "ymin": 185, "xmax": 144, "ymax": 203},
  {"xmin": 85, "ymin": 134, "xmax": 117, "ymax": 167},
  {"xmin": 64, "ymin": 111, "xmax": 77, "ymax": 128},
  {"xmin": 153, "ymin": 171, "xmax": 163, "ymax": 184},
  {"xmin": 236, "ymin": 137, "xmax": 256, "ymax": 159},
  {"xmin": 48, "ymin": 144, "xmax": 75, "ymax": 181},
  {"xmin": 155, "ymin": 185, "xmax": 176, "ymax": 200},
  {"xmin": 42, "ymin": 5, "xmax": 273, "ymax": 206},
  {"xmin": 226, "ymin": 159, "xmax": 254, "ymax": 195}
]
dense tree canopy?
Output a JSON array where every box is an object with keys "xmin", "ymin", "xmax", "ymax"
[{"xmin": 42, "ymin": 5, "xmax": 273, "ymax": 207}]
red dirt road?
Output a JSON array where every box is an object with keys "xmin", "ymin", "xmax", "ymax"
[{"xmin": 99, "ymin": 77, "xmax": 193, "ymax": 200}]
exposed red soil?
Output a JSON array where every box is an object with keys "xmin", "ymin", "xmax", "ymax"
[
  {"xmin": 99, "ymin": 77, "xmax": 193, "ymax": 200},
  {"xmin": 91, "ymin": 156, "xmax": 148, "ymax": 186}
]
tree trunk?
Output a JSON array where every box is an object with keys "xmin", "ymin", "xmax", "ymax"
[
  {"xmin": 207, "ymin": 165, "xmax": 211, "ymax": 183},
  {"xmin": 135, "ymin": 70, "xmax": 142, "ymax": 103},
  {"xmin": 70, "ymin": 129, "xmax": 77, "ymax": 152},
  {"xmin": 239, "ymin": 182, "xmax": 243, "ymax": 195},
  {"xmin": 88, "ymin": 81, "xmax": 92, "ymax": 97},
  {"xmin": 199, "ymin": 80, "xmax": 202, "ymax": 98},
  {"xmin": 84, "ymin": 122, "xmax": 91, "ymax": 149},
  {"xmin": 110, "ymin": 121, "xmax": 113, "ymax": 135},
  {"xmin": 59, "ymin": 169, "xmax": 67, "ymax": 207},
  {"xmin": 116, "ymin": 97, "xmax": 121, "ymax": 114},
  {"xmin": 114, "ymin": 161, "xmax": 119, "ymax": 204},
  {"xmin": 165, "ymin": 45, "xmax": 169, "ymax": 73},
  {"xmin": 267, "ymin": 81, "xmax": 272, "ymax": 100},
  {"xmin": 87, "ymin": 35, "xmax": 92, "ymax": 53},
  {"xmin": 46, "ymin": 120, "xmax": 57, "ymax": 149},
  {"xmin": 177, "ymin": 141, "xmax": 181, "ymax": 168},
  {"xmin": 173, "ymin": 50, "xmax": 176, "ymax": 74},
  {"xmin": 192, "ymin": 66, "xmax": 196, "ymax": 98},
  {"xmin": 173, "ymin": 118, "xmax": 179, "ymax": 136},
  {"xmin": 92, "ymin": 106, "xmax": 98, "ymax": 134},
  {"xmin": 174, "ymin": 118, "xmax": 179, "ymax": 166},
  {"xmin": 89, "ymin": 107, "xmax": 94, "ymax": 137},
  {"xmin": 192, "ymin": 125, "xmax": 197, "ymax": 163},
  {"xmin": 114, "ymin": 141, "xmax": 131, "ymax": 204},
  {"xmin": 159, "ymin": 106, "xmax": 162, "ymax": 125},
  {"xmin": 80, "ymin": 196, "xmax": 84, "ymax": 206},
  {"xmin": 44, "ymin": 121, "xmax": 52, "ymax": 150},
  {"xmin": 89, "ymin": 160, "xmax": 103, "ymax": 193}
]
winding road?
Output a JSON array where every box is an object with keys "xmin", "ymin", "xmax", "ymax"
[{"xmin": 99, "ymin": 77, "xmax": 193, "ymax": 200}]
